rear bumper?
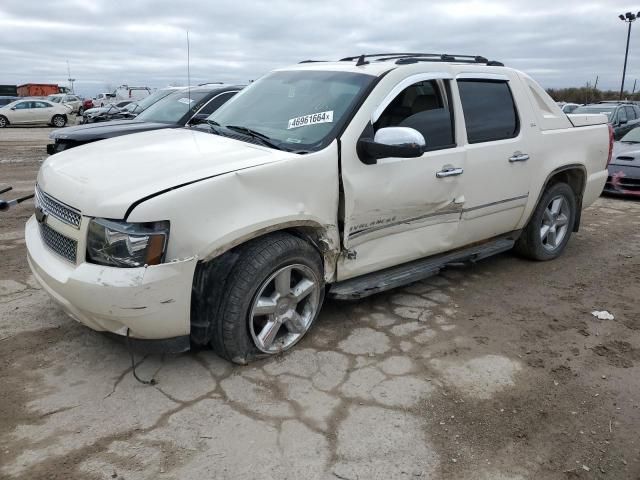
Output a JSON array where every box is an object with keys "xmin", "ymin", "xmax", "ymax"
[{"xmin": 25, "ymin": 216, "xmax": 197, "ymax": 340}]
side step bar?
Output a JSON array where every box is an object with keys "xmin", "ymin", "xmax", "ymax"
[{"xmin": 328, "ymin": 234, "xmax": 519, "ymax": 300}]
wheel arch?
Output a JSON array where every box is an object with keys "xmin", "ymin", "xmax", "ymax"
[
  {"xmin": 190, "ymin": 224, "xmax": 338, "ymax": 346},
  {"xmin": 527, "ymin": 164, "xmax": 586, "ymax": 232},
  {"xmin": 0, "ymin": 114, "xmax": 9, "ymax": 126}
]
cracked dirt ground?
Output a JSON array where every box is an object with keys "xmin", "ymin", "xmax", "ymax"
[{"xmin": 1, "ymin": 129, "xmax": 640, "ymax": 479}]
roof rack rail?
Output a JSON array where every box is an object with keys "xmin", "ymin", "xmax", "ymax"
[
  {"xmin": 338, "ymin": 53, "xmax": 504, "ymax": 67},
  {"xmin": 197, "ymin": 82, "xmax": 224, "ymax": 86}
]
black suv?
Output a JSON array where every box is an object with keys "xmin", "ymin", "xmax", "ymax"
[
  {"xmin": 572, "ymin": 101, "xmax": 640, "ymax": 140},
  {"xmin": 47, "ymin": 84, "xmax": 243, "ymax": 154}
]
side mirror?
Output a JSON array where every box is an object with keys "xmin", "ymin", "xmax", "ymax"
[
  {"xmin": 357, "ymin": 127, "xmax": 425, "ymax": 164},
  {"xmin": 10, "ymin": 107, "xmax": 16, "ymax": 110},
  {"xmin": 188, "ymin": 113, "xmax": 209, "ymax": 125}
]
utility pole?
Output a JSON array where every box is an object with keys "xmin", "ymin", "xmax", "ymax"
[
  {"xmin": 66, "ymin": 60, "xmax": 76, "ymax": 94},
  {"xmin": 618, "ymin": 12, "xmax": 639, "ymax": 100}
]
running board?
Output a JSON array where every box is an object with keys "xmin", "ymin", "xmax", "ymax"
[{"xmin": 328, "ymin": 235, "xmax": 517, "ymax": 300}]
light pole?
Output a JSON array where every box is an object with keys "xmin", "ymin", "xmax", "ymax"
[{"xmin": 618, "ymin": 12, "xmax": 639, "ymax": 100}]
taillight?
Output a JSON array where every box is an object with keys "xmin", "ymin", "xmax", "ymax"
[{"xmin": 607, "ymin": 124, "xmax": 614, "ymax": 167}]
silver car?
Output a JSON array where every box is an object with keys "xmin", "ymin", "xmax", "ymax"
[{"xmin": 604, "ymin": 126, "xmax": 640, "ymax": 196}]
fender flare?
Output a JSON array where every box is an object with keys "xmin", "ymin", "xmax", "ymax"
[{"xmin": 525, "ymin": 163, "xmax": 587, "ymax": 232}]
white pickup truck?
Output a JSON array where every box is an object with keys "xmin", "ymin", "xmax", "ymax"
[{"xmin": 26, "ymin": 53, "xmax": 611, "ymax": 363}]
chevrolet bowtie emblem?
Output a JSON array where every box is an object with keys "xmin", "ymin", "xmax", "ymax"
[{"xmin": 35, "ymin": 206, "xmax": 47, "ymax": 224}]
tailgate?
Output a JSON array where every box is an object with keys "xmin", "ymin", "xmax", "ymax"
[{"xmin": 567, "ymin": 113, "xmax": 609, "ymax": 127}]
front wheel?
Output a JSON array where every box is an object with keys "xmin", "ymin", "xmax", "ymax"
[
  {"xmin": 51, "ymin": 115, "xmax": 66, "ymax": 128},
  {"xmin": 210, "ymin": 232, "xmax": 324, "ymax": 364},
  {"xmin": 515, "ymin": 182, "xmax": 576, "ymax": 261},
  {"xmin": 78, "ymin": 107, "xmax": 84, "ymax": 116},
  {"xmin": 0, "ymin": 116, "xmax": 7, "ymax": 128}
]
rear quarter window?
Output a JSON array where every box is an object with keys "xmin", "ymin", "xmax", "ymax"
[{"xmin": 458, "ymin": 80, "xmax": 519, "ymax": 144}]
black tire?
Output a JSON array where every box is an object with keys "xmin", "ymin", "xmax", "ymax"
[
  {"xmin": 210, "ymin": 232, "xmax": 324, "ymax": 364},
  {"xmin": 78, "ymin": 107, "xmax": 84, "ymax": 116},
  {"xmin": 0, "ymin": 115, "xmax": 7, "ymax": 128},
  {"xmin": 51, "ymin": 115, "xmax": 66, "ymax": 128},
  {"xmin": 515, "ymin": 182, "xmax": 576, "ymax": 261}
]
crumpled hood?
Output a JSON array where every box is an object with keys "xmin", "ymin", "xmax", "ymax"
[
  {"xmin": 38, "ymin": 128, "xmax": 293, "ymax": 218},
  {"xmin": 610, "ymin": 141, "xmax": 640, "ymax": 166}
]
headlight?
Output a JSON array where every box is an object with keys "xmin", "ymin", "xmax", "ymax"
[{"xmin": 86, "ymin": 218, "xmax": 169, "ymax": 268}]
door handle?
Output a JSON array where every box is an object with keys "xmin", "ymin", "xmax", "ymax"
[
  {"xmin": 509, "ymin": 152, "xmax": 530, "ymax": 162},
  {"xmin": 436, "ymin": 167, "xmax": 464, "ymax": 178}
]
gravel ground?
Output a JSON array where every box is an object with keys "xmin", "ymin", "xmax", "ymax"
[{"xmin": 1, "ymin": 127, "xmax": 639, "ymax": 480}]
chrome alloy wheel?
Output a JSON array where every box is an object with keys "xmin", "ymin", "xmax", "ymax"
[
  {"xmin": 540, "ymin": 194, "xmax": 570, "ymax": 251},
  {"xmin": 249, "ymin": 264, "xmax": 321, "ymax": 354},
  {"xmin": 53, "ymin": 116, "xmax": 65, "ymax": 127}
]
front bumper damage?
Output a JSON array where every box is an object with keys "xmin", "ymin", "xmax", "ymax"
[
  {"xmin": 604, "ymin": 164, "xmax": 640, "ymax": 196},
  {"xmin": 26, "ymin": 216, "xmax": 196, "ymax": 348}
]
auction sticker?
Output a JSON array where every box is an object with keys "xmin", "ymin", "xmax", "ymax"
[
  {"xmin": 287, "ymin": 111, "xmax": 333, "ymax": 129},
  {"xmin": 178, "ymin": 98, "xmax": 195, "ymax": 104}
]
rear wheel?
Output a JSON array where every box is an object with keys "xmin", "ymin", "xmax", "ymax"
[
  {"xmin": 210, "ymin": 232, "xmax": 324, "ymax": 364},
  {"xmin": 515, "ymin": 182, "xmax": 576, "ymax": 261},
  {"xmin": 0, "ymin": 116, "xmax": 7, "ymax": 128},
  {"xmin": 52, "ymin": 115, "xmax": 66, "ymax": 128},
  {"xmin": 78, "ymin": 107, "xmax": 84, "ymax": 116}
]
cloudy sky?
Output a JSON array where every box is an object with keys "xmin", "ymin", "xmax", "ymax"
[{"xmin": 1, "ymin": 0, "xmax": 639, "ymax": 97}]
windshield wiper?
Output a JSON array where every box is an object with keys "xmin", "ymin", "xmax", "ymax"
[{"xmin": 224, "ymin": 125, "xmax": 287, "ymax": 151}]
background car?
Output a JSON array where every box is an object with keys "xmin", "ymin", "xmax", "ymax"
[
  {"xmin": 81, "ymin": 101, "xmax": 132, "ymax": 124},
  {"xmin": 93, "ymin": 92, "xmax": 110, "ymax": 107},
  {"xmin": 82, "ymin": 88, "xmax": 181, "ymax": 124},
  {"xmin": 0, "ymin": 95, "xmax": 18, "ymax": 107},
  {"xmin": 561, "ymin": 102, "xmax": 581, "ymax": 114},
  {"xmin": 604, "ymin": 126, "xmax": 640, "ymax": 196},
  {"xmin": 82, "ymin": 98, "xmax": 94, "ymax": 111},
  {"xmin": 47, "ymin": 93, "xmax": 83, "ymax": 114},
  {"xmin": 47, "ymin": 84, "xmax": 243, "ymax": 153},
  {"xmin": 572, "ymin": 102, "xmax": 640, "ymax": 139},
  {"xmin": 121, "ymin": 87, "xmax": 182, "ymax": 116},
  {"xmin": 0, "ymin": 99, "xmax": 69, "ymax": 128}
]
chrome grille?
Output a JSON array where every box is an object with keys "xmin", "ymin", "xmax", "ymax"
[
  {"xmin": 35, "ymin": 186, "xmax": 81, "ymax": 228},
  {"xmin": 39, "ymin": 222, "xmax": 78, "ymax": 263}
]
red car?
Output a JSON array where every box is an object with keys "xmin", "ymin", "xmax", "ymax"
[{"xmin": 81, "ymin": 98, "xmax": 94, "ymax": 114}]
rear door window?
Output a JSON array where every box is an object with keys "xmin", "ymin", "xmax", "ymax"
[{"xmin": 457, "ymin": 80, "xmax": 519, "ymax": 143}]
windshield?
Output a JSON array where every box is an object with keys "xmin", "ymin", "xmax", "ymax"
[
  {"xmin": 572, "ymin": 106, "xmax": 613, "ymax": 120},
  {"xmin": 621, "ymin": 127, "xmax": 640, "ymax": 143},
  {"xmin": 208, "ymin": 70, "xmax": 376, "ymax": 151},
  {"xmin": 127, "ymin": 88, "xmax": 178, "ymax": 114},
  {"xmin": 136, "ymin": 90, "xmax": 208, "ymax": 123},
  {"xmin": 48, "ymin": 96, "xmax": 62, "ymax": 103}
]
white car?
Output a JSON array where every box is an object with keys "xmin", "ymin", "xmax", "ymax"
[
  {"xmin": 0, "ymin": 99, "xmax": 69, "ymax": 127},
  {"xmin": 94, "ymin": 86, "xmax": 152, "ymax": 106},
  {"xmin": 47, "ymin": 94, "xmax": 83, "ymax": 114},
  {"xmin": 27, "ymin": 53, "xmax": 610, "ymax": 363},
  {"xmin": 561, "ymin": 102, "xmax": 581, "ymax": 114}
]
